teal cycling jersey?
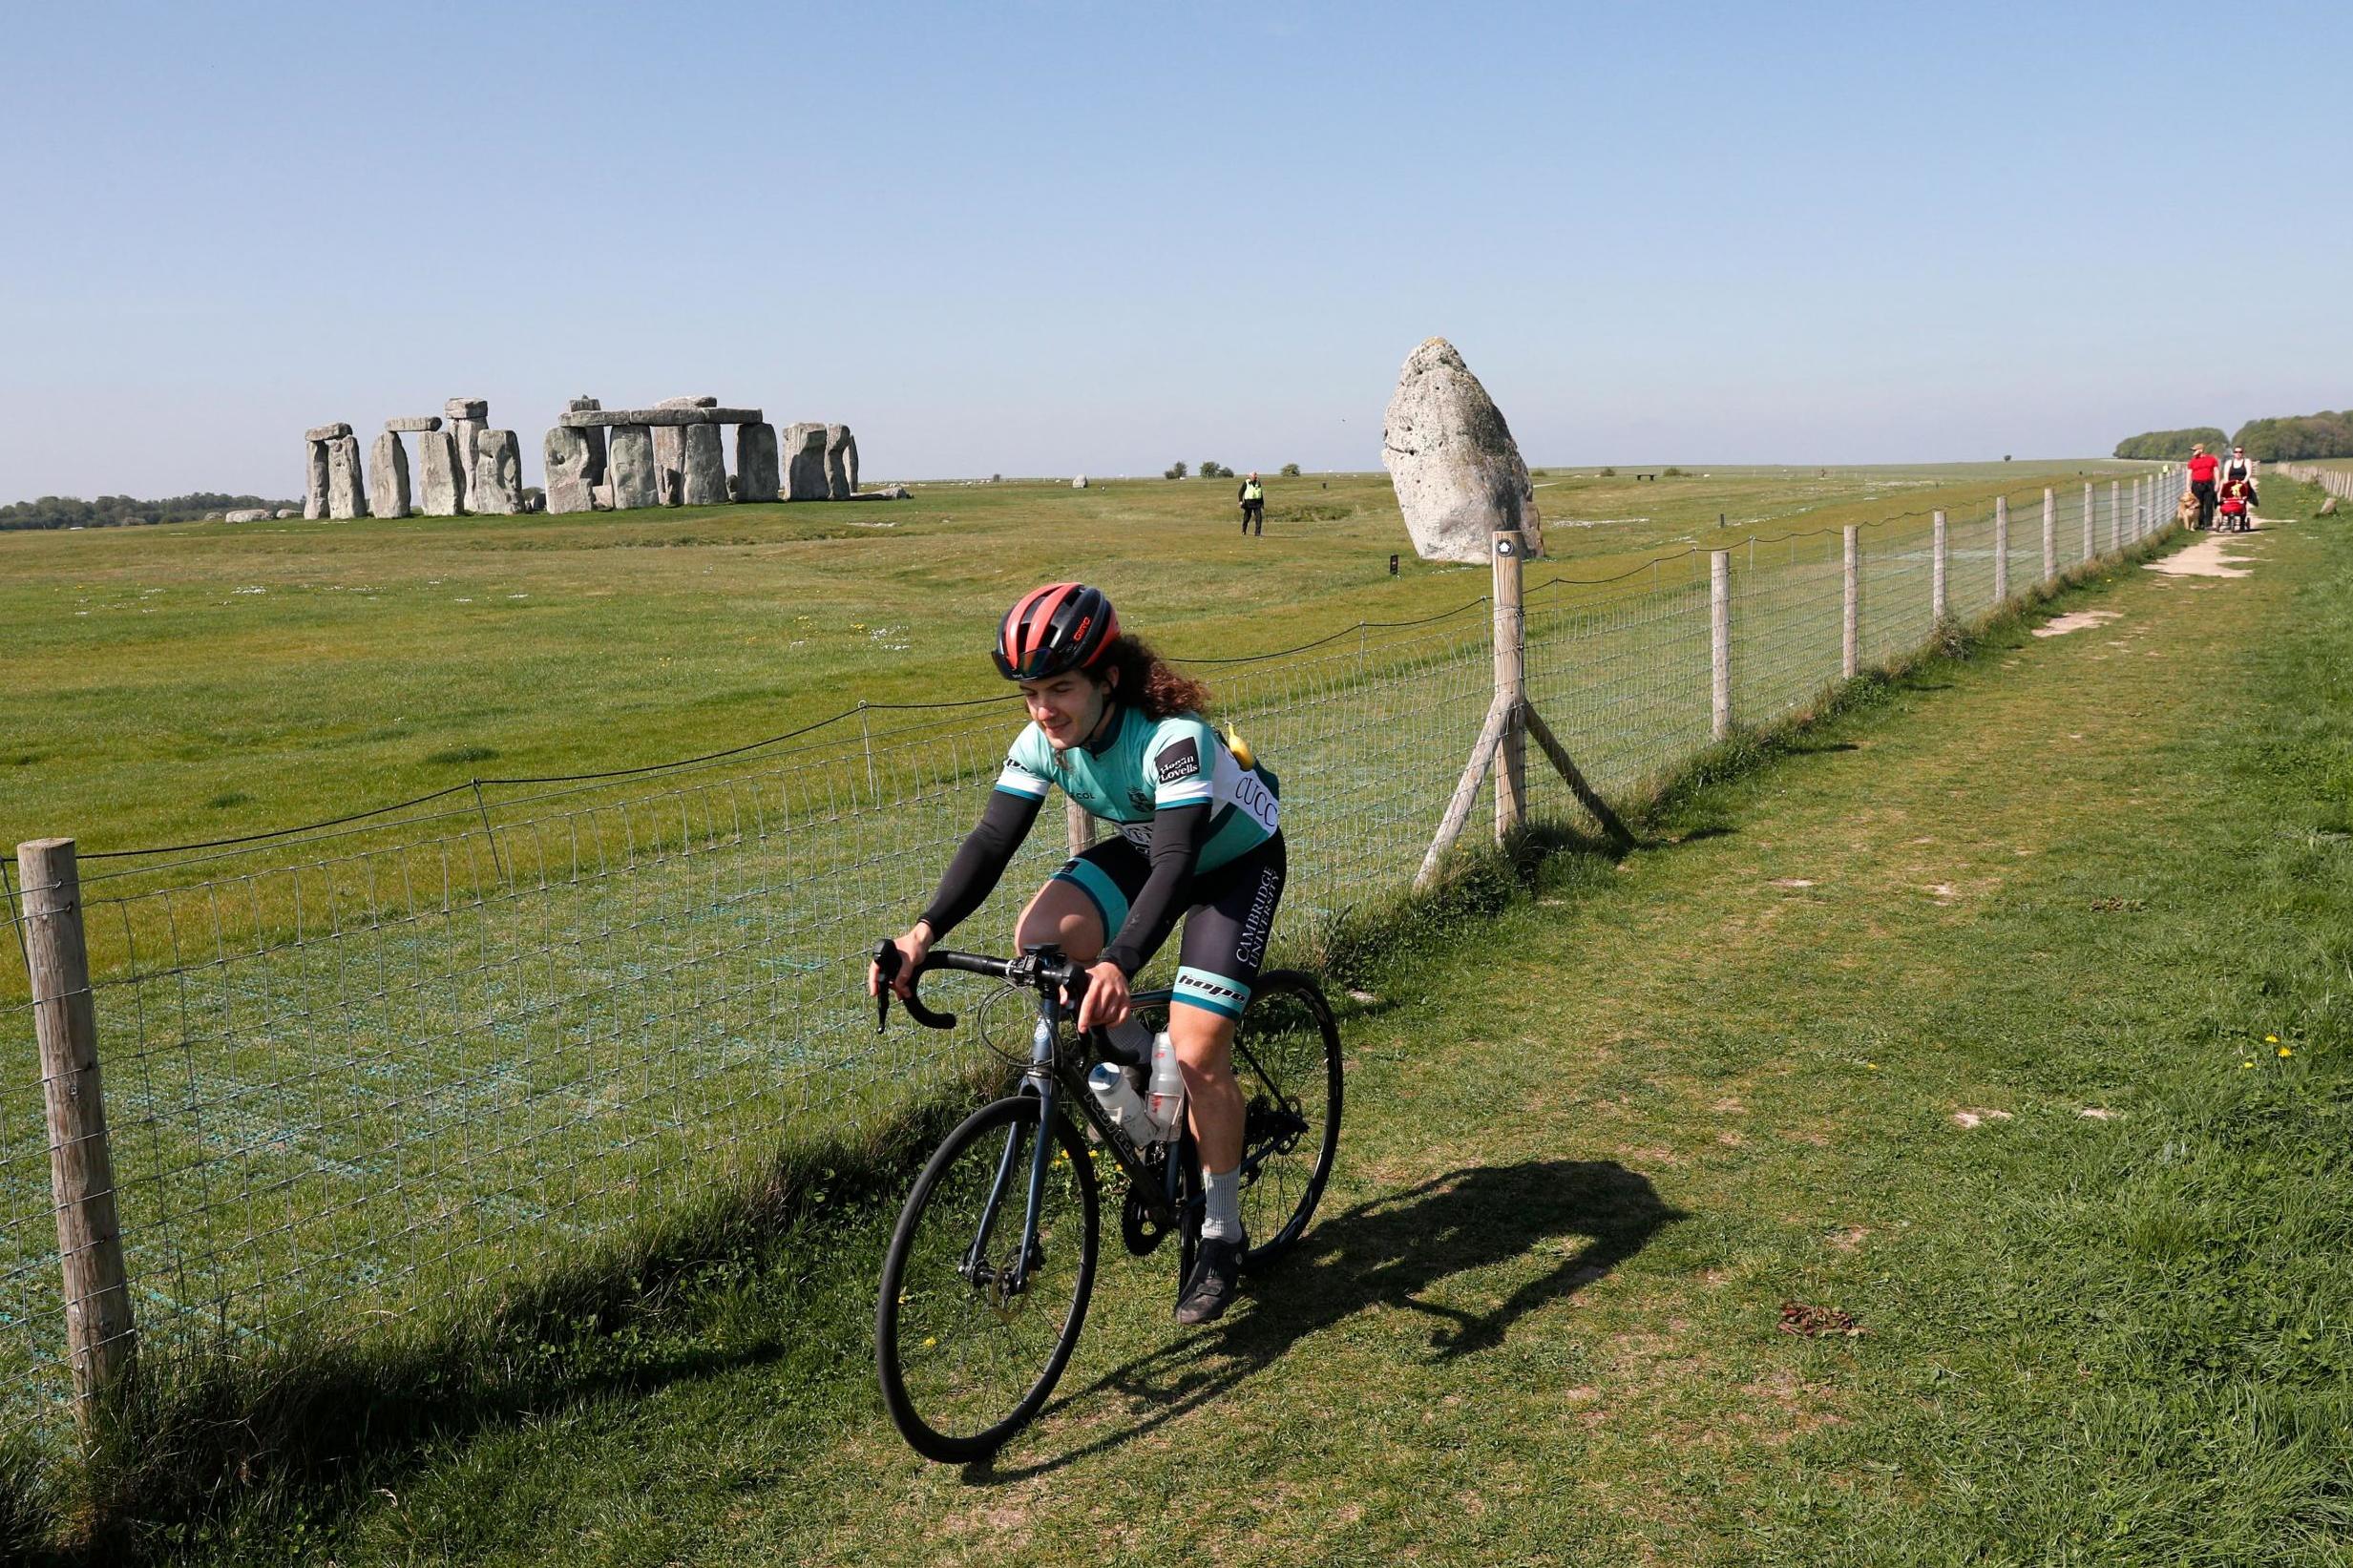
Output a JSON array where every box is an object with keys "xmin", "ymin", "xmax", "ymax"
[{"xmin": 994, "ymin": 705, "xmax": 1279, "ymax": 871}]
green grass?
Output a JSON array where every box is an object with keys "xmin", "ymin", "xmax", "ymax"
[
  {"xmin": 77, "ymin": 485, "xmax": 2348, "ymax": 1564},
  {"xmin": 0, "ymin": 461, "xmax": 2150, "ymax": 857}
]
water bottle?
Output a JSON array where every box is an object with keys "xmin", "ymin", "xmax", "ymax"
[
  {"xmin": 1086, "ymin": 1062, "xmax": 1150, "ymax": 1138},
  {"xmin": 1145, "ymin": 1034, "xmax": 1186, "ymax": 1142}
]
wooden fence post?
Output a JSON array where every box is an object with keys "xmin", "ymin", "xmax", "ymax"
[
  {"xmin": 1840, "ymin": 526, "xmax": 1859, "ymax": 681},
  {"xmin": 1993, "ymin": 496, "xmax": 2009, "ymax": 603},
  {"xmin": 2109, "ymin": 480, "xmax": 2121, "ymax": 553},
  {"xmin": 15, "ymin": 838, "xmax": 136, "ymax": 1424},
  {"xmin": 1492, "ymin": 528, "xmax": 1527, "ymax": 844},
  {"xmin": 2041, "ymin": 488, "xmax": 2056, "ymax": 582},
  {"xmin": 1709, "ymin": 550, "xmax": 1732, "ymax": 742},
  {"xmin": 1064, "ymin": 799, "xmax": 1095, "ymax": 855},
  {"xmin": 2082, "ymin": 482, "xmax": 2094, "ymax": 563},
  {"xmin": 1931, "ymin": 510, "xmax": 1947, "ymax": 620}
]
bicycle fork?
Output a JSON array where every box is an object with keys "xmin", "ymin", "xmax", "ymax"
[{"xmin": 960, "ymin": 1014, "xmax": 1061, "ymax": 1303}]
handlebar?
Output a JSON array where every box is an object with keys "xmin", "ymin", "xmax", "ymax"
[{"xmin": 872, "ymin": 941, "xmax": 1088, "ymax": 1033}]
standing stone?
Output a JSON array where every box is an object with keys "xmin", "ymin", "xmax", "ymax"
[
  {"xmin": 326, "ymin": 434, "xmax": 368, "ymax": 519},
  {"xmin": 304, "ymin": 440, "xmax": 330, "ymax": 518},
  {"xmin": 369, "ymin": 430, "xmax": 412, "ymax": 518},
  {"xmin": 735, "ymin": 422, "xmax": 780, "ymax": 502},
  {"xmin": 471, "ymin": 429, "xmax": 523, "ymax": 514},
  {"xmin": 682, "ymin": 423, "xmax": 728, "ymax": 505},
  {"xmin": 445, "ymin": 399, "xmax": 488, "ymax": 504},
  {"xmin": 649, "ymin": 398, "xmax": 711, "ymax": 507},
  {"xmin": 564, "ymin": 398, "xmax": 608, "ymax": 494},
  {"xmin": 1379, "ymin": 336, "xmax": 1543, "ymax": 562},
  {"xmin": 1074, "ymin": 475, "xmax": 1088, "ymax": 490},
  {"xmin": 824, "ymin": 425, "xmax": 858, "ymax": 500},
  {"xmin": 608, "ymin": 424, "xmax": 657, "ymax": 510},
  {"xmin": 544, "ymin": 428, "xmax": 601, "ymax": 513},
  {"xmin": 784, "ymin": 422, "xmax": 830, "ymax": 500},
  {"xmin": 417, "ymin": 430, "xmax": 466, "ymax": 515},
  {"xmin": 590, "ymin": 481, "xmax": 615, "ymax": 511}
]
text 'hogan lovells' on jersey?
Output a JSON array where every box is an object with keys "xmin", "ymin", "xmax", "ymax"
[{"xmin": 994, "ymin": 707, "xmax": 1279, "ymax": 869}]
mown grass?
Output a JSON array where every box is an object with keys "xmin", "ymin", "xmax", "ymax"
[
  {"xmin": 53, "ymin": 486, "xmax": 2342, "ymax": 1563},
  {"xmin": 1, "ymin": 461, "xmax": 2146, "ymax": 858}
]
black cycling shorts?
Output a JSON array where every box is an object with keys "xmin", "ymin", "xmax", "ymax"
[{"xmin": 1052, "ymin": 832, "xmax": 1286, "ymax": 1020}]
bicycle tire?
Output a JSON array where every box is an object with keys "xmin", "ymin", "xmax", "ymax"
[
  {"xmin": 1232, "ymin": 971, "xmax": 1342, "ymax": 1271},
  {"xmin": 876, "ymin": 1095, "xmax": 1100, "ymax": 1462}
]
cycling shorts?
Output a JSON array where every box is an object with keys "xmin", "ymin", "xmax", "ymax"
[{"xmin": 1051, "ymin": 832, "xmax": 1286, "ymax": 1019}]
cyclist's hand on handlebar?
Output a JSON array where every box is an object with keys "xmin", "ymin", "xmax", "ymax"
[
  {"xmin": 870, "ymin": 922, "xmax": 934, "ymax": 1000},
  {"xmin": 1072, "ymin": 960, "xmax": 1131, "ymax": 1032}
]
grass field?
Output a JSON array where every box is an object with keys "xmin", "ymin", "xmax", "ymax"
[
  {"xmin": 105, "ymin": 483, "xmax": 2349, "ymax": 1565},
  {"xmin": 0, "ymin": 460, "xmax": 2189, "ymax": 1506},
  {"xmin": 1, "ymin": 461, "xmax": 2150, "ymax": 856}
]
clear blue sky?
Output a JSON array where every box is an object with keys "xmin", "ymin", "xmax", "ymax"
[{"xmin": 3, "ymin": 0, "xmax": 2346, "ymax": 500}]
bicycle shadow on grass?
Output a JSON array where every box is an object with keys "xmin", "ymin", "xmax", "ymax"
[{"xmin": 965, "ymin": 1158, "xmax": 1682, "ymax": 1484}]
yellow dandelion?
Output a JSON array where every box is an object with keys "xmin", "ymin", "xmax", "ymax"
[
  {"xmin": 923, "ymin": 1336, "xmax": 936, "ymax": 1348},
  {"xmin": 2241, "ymin": 1061, "xmax": 2255, "ymax": 1069},
  {"xmin": 1864, "ymin": 1062, "xmax": 1880, "ymax": 1071},
  {"xmin": 2279, "ymin": 1046, "xmax": 2294, "ymax": 1058},
  {"xmin": 2265, "ymin": 1035, "xmax": 2279, "ymax": 1044}
]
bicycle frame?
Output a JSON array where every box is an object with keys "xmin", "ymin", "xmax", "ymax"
[{"xmin": 960, "ymin": 965, "xmax": 1187, "ymax": 1303}]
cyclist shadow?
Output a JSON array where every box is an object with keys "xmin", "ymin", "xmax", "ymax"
[{"xmin": 968, "ymin": 1158, "xmax": 1681, "ymax": 1483}]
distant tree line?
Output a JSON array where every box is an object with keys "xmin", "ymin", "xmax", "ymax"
[
  {"xmin": 2227, "ymin": 410, "xmax": 2353, "ymax": 461},
  {"xmin": 2117, "ymin": 412, "xmax": 2353, "ymax": 462},
  {"xmin": 0, "ymin": 492, "xmax": 296, "ymax": 532},
  {"xmin": 2113, "ymin": 428, "xmax": 2226, "ymax": 460}
]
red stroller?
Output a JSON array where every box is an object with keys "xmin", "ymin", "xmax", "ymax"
[{"xmin": 2216, "ymin": 479, "xmax": 2254, "ymax": 533}]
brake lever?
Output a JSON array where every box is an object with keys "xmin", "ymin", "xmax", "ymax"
[{"xmin": 872, "ymin": 939, "xmax": 960, "ymax": 1032}]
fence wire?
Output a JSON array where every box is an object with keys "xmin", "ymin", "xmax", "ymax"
[{"xmin": 0, "ymin": 471, "xmax": 2186, "ymax": 1453}]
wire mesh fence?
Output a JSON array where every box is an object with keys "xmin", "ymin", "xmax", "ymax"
[{"xmin": 0, "ymin": 470, "xmax": 2186, "ymax": 1459}]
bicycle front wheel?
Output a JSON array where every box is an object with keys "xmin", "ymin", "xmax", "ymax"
[
  {"xmin": 876, "ymin": 1095, "xmax": 1100, "ymax": 1462},
  {"xmin": 1233, "ymin": 971, "xmax": 1342, "ymax": 1269}
]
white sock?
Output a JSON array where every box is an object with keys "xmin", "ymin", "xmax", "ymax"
[{"xmin": 1201, "ymin": 1166, "xmax": 1242, "ymax": 1242}]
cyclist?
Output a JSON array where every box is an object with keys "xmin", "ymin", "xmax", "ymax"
[{"xmin": 871, "ymin": 583, "xmax": 1285, "ymax": 1326}]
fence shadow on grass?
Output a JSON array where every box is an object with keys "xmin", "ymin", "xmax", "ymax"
[{"xmin": 966, "ymin": 1159, "xmax": 1683, "ymax": 1485}]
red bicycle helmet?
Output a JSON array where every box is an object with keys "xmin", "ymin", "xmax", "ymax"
[{"xmin": 994, "ymin": 582, "xmax": 1119, "ymax": 679}]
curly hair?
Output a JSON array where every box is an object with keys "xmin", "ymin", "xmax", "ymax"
[{"xmin": 1093, "ymin": 634, "xmax": 1212, "ymax": 720}]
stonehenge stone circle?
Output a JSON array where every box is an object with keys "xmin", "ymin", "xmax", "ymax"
[
  {"xmin": 471, "ymin": 429, "xmax": 524, "ymax": 514},
  {"xmin": 824, "ymin": 425, "xmax": 858, "ymax": 500},
  {"xmin": 305, "ymin": 441, "xmax": 330, "ymax": 518},
  {"xmin": 325, "ymin": 434, "xmax": 368, "ymax": 519},
  {"xmin": 736, "ymin": 422, "xmax": 781, "ymax": 502},
  {"xmin": 682, "ymin": 423, "xmax": 728, "ymax": 505},
  {"xmin": 544, "ymin": 427, "xmax": 601, "ymax": 514},
  {"xmin": 369, "ymin": 430, "xmax": 412, "ymax": 518},
  {"xmin": 1380, "ymin": 336, "xmax": 1543, "ymax": 563},
  {"xmin": 608, "ymin": 424, "xmax": 658, "ymax": 510},
  {"xmin": 305, "ymin": 423, "xmax": 352, "ymax": 441},
  {"xmin": 417, "ymin": 429, "xmax": 466, "ymax": 515},
  {"xmin": 785, "ymin": 423, "xmax": 830, "ymax": 500}
]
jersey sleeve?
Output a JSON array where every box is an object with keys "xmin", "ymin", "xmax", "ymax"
[
  {"xmin": 994, "ymin": 723, "xmax": 1055, "ymax": 802},
  {"xmin": 1142, "ymin": 716, "xmax": 1218, "ymax": 811}
]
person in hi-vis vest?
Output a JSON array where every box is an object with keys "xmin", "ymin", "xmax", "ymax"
[{"xmin": 1237, "ymin": 471, "xmax": 1265, "ymax": 536}]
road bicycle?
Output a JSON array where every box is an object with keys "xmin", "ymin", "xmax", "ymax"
[{"xmin": 871, "ymin": 941, "xmax": 1341, "ymax": 1461}]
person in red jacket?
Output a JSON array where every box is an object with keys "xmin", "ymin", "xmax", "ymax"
[{"xmin": 2186, "ymin": 444, "xmax": 2221, "ymax": 530}]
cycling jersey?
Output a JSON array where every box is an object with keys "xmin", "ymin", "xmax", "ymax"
[{"xmin": 993, "ymin": 706, "xmax": 1279, "ymax": 873}]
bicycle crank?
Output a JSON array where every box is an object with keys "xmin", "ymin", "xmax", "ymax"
[{"xmin": 1122, "ymin": 1185, "xmax": 1177, "ymax": 1257}]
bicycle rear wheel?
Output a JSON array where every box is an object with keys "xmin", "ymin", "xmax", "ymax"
[
  {"xmin": 1231, "ymin": 971, "xmax": 1342, "ymax": 1269},
  {"xmin": 876, "ymin": 1095, "xmax": 1100, "ymax": 1462}
]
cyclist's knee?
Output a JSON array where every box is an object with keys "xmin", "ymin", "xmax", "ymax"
[
  {"xmin": 1167, "ymin": 1005, "xmax": 1236, "ymax": 1073},
  {"xmin": 1014, "ymin": 880, "xmax": 1103, "ymax": 958}
]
